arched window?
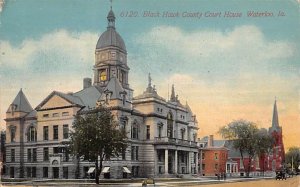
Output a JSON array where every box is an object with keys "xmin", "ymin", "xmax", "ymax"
[
  {"xmin": 157, "ymin": 123, "xmax": 163, "ymax": 138},
  {"xmin": 131, "ymin": 121, "xmax": 138, "ymax": 139},
  {"xmin": 27, "ymin": 126, "xmax": 37, "ymax": 142},
  {"xmin": 10, "ymin": 126, "xmax": 16, "ymax": 142},
  {"xmin": 167, "ymin": 112, "xmax": 173, "ymax": 138}
]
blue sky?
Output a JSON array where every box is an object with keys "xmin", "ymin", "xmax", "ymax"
[{"xmin": 0, "ymin": 0, "xmax": 299, "ymax": 149}]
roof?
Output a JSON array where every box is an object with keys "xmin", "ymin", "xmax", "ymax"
[
  {"xmin": 6, "ymin": 89, "xmax": 33, "ymax": 113},
  {"xmin": 74, "ymin": 86, "xmax": 102, "ymax": 110},
  {"xmin": 96, "ymin": 28, "xmax": 126, "ymax": 51},
  {"xmin": 96, "ymin": 9, "xmax": 126, "ymax": 51},
  {"xmin": 99, "ymin": 77, "xmax": 126, "ymax": 101},
  {"xmin": 225, "ymin": 140, "xmax": 250, "ymax": 158},
  {"xmin": 36, "ymin": 91, "xmax": 84, "ymax": 110},
  {"xmin": 133, "ymin": 85, "xmax": 165, "ymax": 101}
]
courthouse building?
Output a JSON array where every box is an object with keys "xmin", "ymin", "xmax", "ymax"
[{"xmin": 4, "ymin": 8, "xmax": 199, "ymax": 179}]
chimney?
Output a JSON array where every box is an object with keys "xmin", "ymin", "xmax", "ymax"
[
  {"xmin": 83, "ymin": 78, "xmax": 92, "ymax": 89},
  {"xmin": 208, "ymin": 135, "xmax": 214, "ymax": 147}
]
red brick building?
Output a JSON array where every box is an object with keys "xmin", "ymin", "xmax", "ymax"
[
  {"xmin": 199, "ymin": 135, "xmax": 229, "ymax": 176},
  {"xmin": 225, "ymin": 100, "xmax": 285, "ymax": 177}
]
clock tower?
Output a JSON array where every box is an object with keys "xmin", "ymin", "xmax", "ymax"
[{"xmin": 94, "ymin": 8, "xmax": 129, "ymax": 90}]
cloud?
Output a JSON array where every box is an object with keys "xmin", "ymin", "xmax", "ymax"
[
  {"xmin": 0, "ymin": 30, "xmax": 98, "ymax": 69},
  {"xmin": 0, "ymin": 30, "xmax": 99, "ymax": 130},
  {"xmin": 130, "ymin": 25, "xmax": 296, "ymax": 83}
]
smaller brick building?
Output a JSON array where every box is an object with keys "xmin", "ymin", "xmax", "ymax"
[{"xmin": 199, "ymin": 135, "xmax": 229, "ymax": 176}]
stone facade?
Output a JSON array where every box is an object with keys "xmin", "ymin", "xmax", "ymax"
[{"xmin": 4, "ymin": 8, "xmax": 199, "ymax": 179}]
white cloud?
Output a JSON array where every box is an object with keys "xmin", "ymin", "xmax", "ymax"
[
  {"xmin": 0, "ymin": 30, "xmax": 98, "ymax": 68},
  {"xmin": 131, "ymin": 25, "xmax": 295, "ymax": 78}
]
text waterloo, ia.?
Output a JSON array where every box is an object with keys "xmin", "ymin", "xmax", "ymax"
[{"xmin": 120, "ymin": 10, "xmax": 283, "ymax": 18}]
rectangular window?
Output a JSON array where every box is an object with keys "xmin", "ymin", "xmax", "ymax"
[
  {"xmin": 131, "ymin": 146, "xmax": 135, "ymax": 160},
  {"xmin": 136, "ymin": 146, "xmax": 139, "ymax": 160},
  {"xmin": 52, "ymin": 113, "xmax": 59, "ymax": 117},
  {"xmin": 32, "ymin": 167, "xmax": 36, "ymax": 178},
  {"xmin": 63, "ymin": 167, "xmax": 68, "ymax": 179},
  {"xmin": 202, "ymin": 164, "xmax": 205, "ymax": 170},
  {"xmin": 10, "ymin": 127, "xmax": 16, "ymax": 142},
  {"xmin": 215, "ymin": 164, "xmax": 218, "ymax": 170},
  {"xmin": 158, "ymin": 126, "xmax": 162, "ymax": 138},
  {"xmin": 43, "ymin": 114, "xmax": 49, "ymax": 118},
  {"xmin": 43, "ymin": 126, "xmax": 49, "ymax": 140},
  {"xmin": 33, "ymin": 148, "xmax": 37, "ymax": 162},
  {"xmin": 53, "ymin": 147, "xmax": 59, "ymax": 154},
  {"xmin": 10, "ymin": 167, "xmax": 14, "ymax": 178},
  {"xmin": 202, "ymin": 152, "xmax": 205, "ymax": 160},
  {"xmin": 44, "ymin": 148, "xmax": 49, "ymax": 161},
  {"xmin": 11, "ymin": 149, "xmax": 15, "ymax": 162},
  {"xmin": 131, "ymin": 146, "xmax": 139, "ymax": 161},
  {"xmin": 61, "ymin": 147, "xmax": 69, "ymax": 162},
  {"xmin": 63, "ymin": 124, "xmax": 69, "ymax": 139},
  {"xmin": 27, "ymin": 148, "xmax": 32, "ymax": 162},
  {"xmin": 146, "ymin": 125, "xmax": 150, "ymax": 140},
  {"xmin": 215, "ymin": 153, "xmax": 218, "ymax": 160},
  {"xmin": 27, "ymin": 167, "xmax": 32, "ymax": 178},
  {"xmin": 122, "ymin": 148, "xmax": 126, "ymax": 160},
  {"xmin": 53, "ymin": 125, "xmax": 58, "ymax": 140},
  {"xmin": 62, "ymin": 112, "xmax": 69, "ymax": 116},
  {"xmin": 43, "ymin": 167, "xmax": 48, "ymax": 178}
]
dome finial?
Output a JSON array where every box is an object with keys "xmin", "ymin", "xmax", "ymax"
[
  {"xmin": 148, "ymin": 73, "xmax": 152, "ymax": 88},
  {"xmin": 107, "ymin": 0, "xmax": 115, "ymax": 29}
]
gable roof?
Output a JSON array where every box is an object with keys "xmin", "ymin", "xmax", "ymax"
[
  {"xmin": 6, "ymin": 89, "xmax": 33, "ymax": 113},
  {"xmin": 36, "ymin": 91, "xmax": 84, "ymax": 110}
]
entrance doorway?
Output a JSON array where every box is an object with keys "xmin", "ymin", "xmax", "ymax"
[{"xmin": 53, "ymin": 167, "xmax": 59, "ymax": 178}]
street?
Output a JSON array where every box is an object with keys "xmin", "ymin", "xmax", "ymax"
[
  {"xmin": 166, "ymin": 176, "xmax": 300, "ymax": 187},
  {"xmin": 0, "ymin": 176, "xmax": 299, "ymax": 187}
]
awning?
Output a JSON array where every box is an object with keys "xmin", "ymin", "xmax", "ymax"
[
  {"xmin": 102, "ymin": 167, "xmax": 110, "ymax": 173},
  {"xmin": 123, "ymin": 167, "xmax": 131, "ymax": 174},
  {"xmin": 87, "ymin": 167, "xmax": 95, "ymax": 174}
]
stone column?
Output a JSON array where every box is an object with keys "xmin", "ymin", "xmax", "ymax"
[
  {"xmin": 188, "ymin": 152, "xmax": 191, "ymax": 174},
  {"xmin": 165, "ymin": 149, "xmax": 168, "ymax": 174},
  {"xmin": 175, "ymin": 150, "xmax": 178, "ymax": 174},
  {"xmin": 154, "ymin": 149, "xmax": 158, "ymax": 175},
  {"xmin": 195, "ymin": 152, "xmax": 198, "ymax": 174}
]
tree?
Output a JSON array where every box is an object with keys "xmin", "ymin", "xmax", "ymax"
[
  {"xmin": 219, "ymin": 119, "xmax": 273, "ymax": 177},
  {"xmin": 255, "ymin": 128, "xmax": 274, "ymax": 175},
  {"xmin": 285, "ymin": 147, "xmax": 300, "ymax": 172},
  {"xmin": 69, "ymin": 106, "xmax": 128, "ymax": 184}
]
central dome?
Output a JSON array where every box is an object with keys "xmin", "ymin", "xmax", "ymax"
[
  {"xmin": 96, "ymin": 9, "xmax": 126, "ymax": 51},
  {"xmin": 96, "ymin": 28, "xmax": 126, "ymax": 51}
]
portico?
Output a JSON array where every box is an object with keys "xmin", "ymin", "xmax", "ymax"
[{"xmin": 155, "ymin": 147, "xmax": 198, "ymax": 176}]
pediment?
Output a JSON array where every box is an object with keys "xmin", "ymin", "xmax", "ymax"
[{"xmin": 36, "ymin": 91, "xmax": 83, "ymax": 110}]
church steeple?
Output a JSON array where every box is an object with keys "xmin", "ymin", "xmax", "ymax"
[{"xmin": 272, "ymin": 99, "xmax": 279, "ymax": 128}]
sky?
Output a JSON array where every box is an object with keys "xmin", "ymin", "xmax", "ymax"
[{"xmin": 0, "ymin": 0, "xmax": 299, "ymax": 150}]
